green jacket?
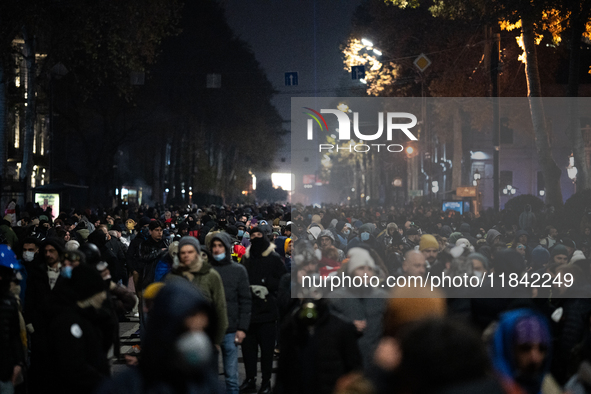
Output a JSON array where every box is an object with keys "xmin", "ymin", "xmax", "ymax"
[
  {"xmin": 166, "ymin": 259, "xmax": 228, "ymax": 345},
  {"xmin": 0, "ymin": 224, "xmax": 18, "ymax": 247}
]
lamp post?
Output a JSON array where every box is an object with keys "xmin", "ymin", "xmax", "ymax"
[
  {"xmin": 567, "ymin": 154, "xmax": 578, "ymax": 194},
  {"xmin": 473, "ymin": 169, "xmax": 481, "ymax": 215}
]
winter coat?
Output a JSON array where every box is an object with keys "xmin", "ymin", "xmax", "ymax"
[
  {"xmin": 241, "ymin": 242, "xmax": 286, "ymax": 324},
  {"xmin": 279, "ymin": 302, "xmax": 362, "ymax": 394},
  {"xmin": 166, "ymin": 260, "xmax": 228, "ymax": 344},
  {"xmin": 0, "ymin": 223, "xmax": 18, "ymax": 247},
  {"xmin": 138, "ymin": 236, "xmax": 170, "ymax": 290},
  {"xmin": 519, "ymin": 211, "xmax": 536, "ymax": 232},
  {"xmin": 0, "ymin": 289, "xmax": 25, "ymax": 382},
  {"xmin": 209, "ymin": 232, "xmax": 252, "ymax": 333},
  {"xmin": 328, "ymin": 287, "xmax": 387, "ymax": 368},
  {"xmin": 96, "ymin": 280, "xmax": 223, "ymax": 394},
  {"xmin": 47, "ymin": 305, "xmax": 112, "ymax": 394},
  {"xmin": 551, "ymin": 285, "xmax": 591, "ymax": 384}
]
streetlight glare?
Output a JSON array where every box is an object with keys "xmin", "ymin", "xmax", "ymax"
[
  {"xmin": 361, "ymin": 38, "xmax": 373, "ymax": 47},
  {"xmin": 373, "ymin": 48, "xmax": 382, "ymax": 56},
  {"xmin": 406, "ymin": 146, "xmax": 414, "ymax": 154},
  {"xmin": 359, "ymin": 78, "xmax": 367, "ymax": 84},
  {"xmin": 337, "ymin": 103, "xmax": 349, "ymax": 112}
]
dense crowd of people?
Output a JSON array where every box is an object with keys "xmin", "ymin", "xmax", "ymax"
[{"xmin": 1, "ymin": 199, "xmax": 591, "ymax": 394}]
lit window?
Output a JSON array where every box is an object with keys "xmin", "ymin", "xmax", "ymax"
[{"xmin": 14, "ymin": 111, "xmax": 19, "ymax": 148}]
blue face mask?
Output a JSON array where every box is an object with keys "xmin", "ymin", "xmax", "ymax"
[
  {"xmin": 61, "ymin": 265, "xmax": 73, "ymax": 279},
  {"xmin": 214, "ymin": 252, "xmax": 226, "ymax": 261},
  {"xmin": 238, "ymin": 230, "xmax": 244, "ymax": 237},
  {"xmin": 361, "ymin": 232, "xmax": 370, "ymax": 242}
]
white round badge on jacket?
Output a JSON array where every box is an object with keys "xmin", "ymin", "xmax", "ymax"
[{"xmin": 70, "ymin": 323, "xmax": 83, "ymax": 338}]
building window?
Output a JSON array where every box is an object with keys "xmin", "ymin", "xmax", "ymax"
[
  {"xmin": 500, "ymin": 170, "xmax": 513, "ymax": 189},
  {"xmin": 500, "ymin": 117, "xmax": 513, "ymax": 144}
]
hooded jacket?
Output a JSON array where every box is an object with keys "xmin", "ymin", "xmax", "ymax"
[
  {"xmin": 209, "ymin": 232, "xmax": 252, "ymax": 334},
  {"xmin": 166, "ymin": 256, "xmax": 228, "ymax": 345},
  {"xmin": 241, "ymin": 240, "xmax": 286, "ymax": 324},
  {"xmin": 491, "ymin": 309, "xmax": 551, "ymax": 394},
  {"xmin": 97, "ymin": 280, "xmax": 223, "ymax": 394},
  {"xmin": 486, "ymin": 229, "xmax": 502, "ymax": 246}
]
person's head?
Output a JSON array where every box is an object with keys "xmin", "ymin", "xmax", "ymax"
[
  {"xmin": 406, "ymin": 228, "xmax": 420, "ymax": 243},
  {"xmin": 492, "ymin": 309, "xmax": 550, "ymax": 390},
  {"xmin": 419, "ymin": 234, "xmax": 439, "ymax": 264},
  {"xmin": 346, "ymin": 247, "xmax": 377, "ymax": 278},
  {"xmin": 178, "ymin": 236, "xmax": 202, "ymax": 266},
  {"xmin": 561, "ymin": 238, "xmax": 576, "ymax": 257},
  {"xmin": 393, "ymin": 318, "xmax": 491, "ymax": 393},
  {"xmin": 211, "ymin": 240, "xmax": 224, "ymax": 256},
  {"xmin": 318, "ymin": 230, "xmax": 334, "ymax": 249},
  {"xmin": 22, "ymin": 237, "xmax": 40, "ymax": 262},
  {"xmin": 149, "ymin": 220, "xmax": 164, "ymax": 242},
  {"xmin": 554, "ymin": 264, "xmax": 584, "ymax": 295},
  {"xmin": 141, "ymin": 280, "xmax": 216, "ymax": 379},
  {"xmin": 467, "ymin": 253, "xmax": 488, "ymax": 277},
  {"xmin": 546, "ymin": 226, "xmax": 557, "ymax": 239},
  {"xmin": 41, "ymin": 238, "xmax": 64, "ymax": 268},
  {"xmin": 285, "ymin": 238, "xmax": 293, "ymax": 255},
  {"xmin": 551, "ymin": 244, "xmax": 569, "ymax": 265},
  {"xmin": 387, "ymin": 222, "xmax": 398, "ymax": 236},
  {"xmin": 70, "ymin": 264, "xmax": 107, "ymax": 309},
  {"xmin": 402, "ymin": 250, "xmax": 427, "ymax": 278}
]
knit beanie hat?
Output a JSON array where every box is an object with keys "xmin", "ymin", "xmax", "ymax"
[
  {"xmin": 178, "ymin": 236, "xmax": 201, "ymax": 253},
  {"xmin": 346, "ymin": 248, "xmax": 376, "ymax": 274},
  {"xmin": 419, "ymin": 234, "xmax": 439, "ymax": 251},
  {"xmin": 467, "ymin": 252, "xmax": 489, "ymax": 270},
  {"xmin": 531, "ymin": 246, "xmax": 550, "ymax": 269},
  {"xmin": 551, "ymin": 244, "xmax": 568, "ymax": 258},
  {"xmin": 71, "ymin": 264, "xmax": 105, "ymax": 301},
  {"xmin": 449, "ymin": 232, "xmax": 463, "ymax": 245}
]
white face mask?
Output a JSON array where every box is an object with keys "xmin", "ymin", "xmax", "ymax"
[
  {"xmin": 176, "ymin": 331, "xmax": 212, "ymax": 368},
  {"xmin": 23, "ymin": 251, "xmax": 35, "ymax": 262},
  {"xmin": 474, "ymin": 271, "xmax": 484, "ymax": 280}
]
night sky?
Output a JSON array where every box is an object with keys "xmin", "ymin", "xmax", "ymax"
[{"xmin": 224, "ymin": 0, "xmax": 363, "ymax": 171}]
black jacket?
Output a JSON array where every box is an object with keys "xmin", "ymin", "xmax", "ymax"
[
  {"xmin": 241, "ymin": 242, "xmax": 286, "ymax": 324},
  {"xmin": 209, "ymin": 232, "xmax": 252, "ymax": 333},
  {"xmin": 138, "ymin": 236, "xmax": 170, "ymax": 289},
  {"xmin": 279, "ymin": 301, "xmax": 362, "ymax": 394},
  {"xmin": 0, "ymin": 290, "xmax": 25, "ymax": 381},
  {"xmin": 48, "ymin": 305, "xmax": 112, "ymax": 394}
]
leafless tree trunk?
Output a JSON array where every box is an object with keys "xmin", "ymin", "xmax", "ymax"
[
  {"xmin": 566, "ymin": 5, "xmax": 591, "ymax": 190},
  {"xmin": 521, "ymin": 16, "xmax": 564, "ymax": 208}
]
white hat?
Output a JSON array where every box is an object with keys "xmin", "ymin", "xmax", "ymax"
[{"xmin": 346, "ymin": 248, "xmax": 376, "ymax": 274}]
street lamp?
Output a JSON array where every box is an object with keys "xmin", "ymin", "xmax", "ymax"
[
  {"xmin": 361, "ymin": 38, "xmax": 373, "ymax": 47},
  {"xmin": 567, "ymin": 154, "xmax": 577, "ymax": 193}
]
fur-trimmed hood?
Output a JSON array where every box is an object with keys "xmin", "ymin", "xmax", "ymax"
[{"xmin": 244, "ymin": 242, "xmax": 276, "ymax": 259}]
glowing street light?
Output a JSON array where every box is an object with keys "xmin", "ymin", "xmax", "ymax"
[
  {"xmin": 361, "ymin": 38, "xmax": 373, "ymax": 47},
  {"xmin": 373, "ymin": 48, "xmax": 382, "ymax": 56},
  {"xmin": 406, "ymin": 146, "xmax": 414, "ymax": 155},
  {"xmin": 359, "ymin": 78, "xmax": 367, "ymax": 84}
]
